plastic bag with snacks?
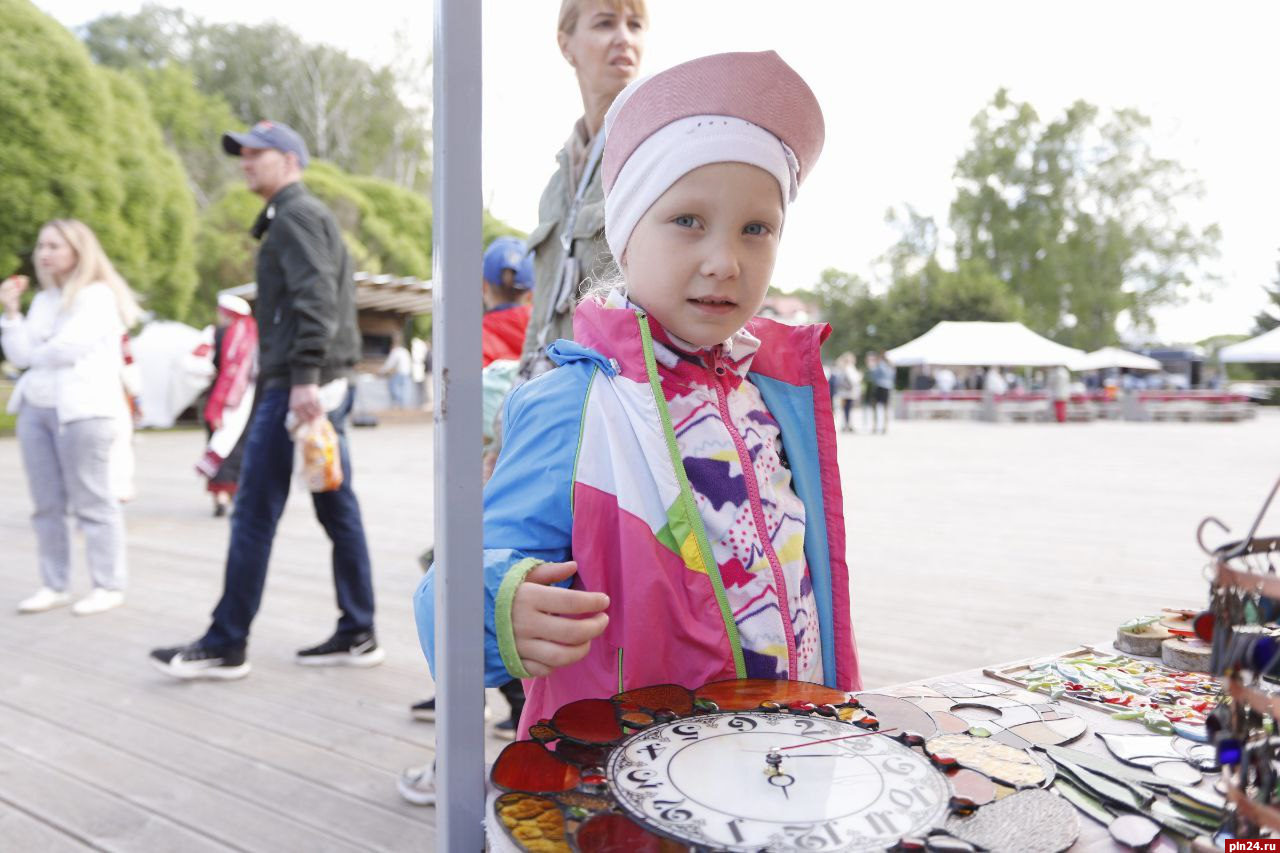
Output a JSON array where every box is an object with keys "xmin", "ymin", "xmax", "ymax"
[{"xmin": 289, "ymin": 416, "xmax": 344, "ymax": 493}]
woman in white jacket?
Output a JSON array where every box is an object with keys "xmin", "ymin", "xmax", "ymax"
[{"xmin": 0, "ymin": 220, "xmax": 141, "ymax": 616}]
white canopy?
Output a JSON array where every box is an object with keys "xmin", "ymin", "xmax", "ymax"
[
  {"xmin": 131, "ymin": 321, "xmax": 214, "ymax": 428},
  {"xmin": 885, "ymin": 321, "xmax": 1084, "ymax": 367},
  {"xmin": 1220, "ymin": 326, "xmax": 1280, "ymax": 363},
  {"xmin": 1070, "ymin": 346, "xmax": 1162, "ymax": 372}
]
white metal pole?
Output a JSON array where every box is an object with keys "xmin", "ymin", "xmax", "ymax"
[{"xmin": 432, "ymin": 0, "xmax": 485, "ymax": 847}]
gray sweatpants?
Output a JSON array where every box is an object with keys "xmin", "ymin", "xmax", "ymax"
[{"xmin": 16, "ymin": 405, "xmax": 126, "ymax": 591}]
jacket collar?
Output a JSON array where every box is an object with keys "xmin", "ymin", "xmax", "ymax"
[
  {"xmin": 251, "ymin": 182, "xmax": 306, "ymax": 240},
  {"xmin": 573, "ymin": 289, "xmax": 796, "ymax": 389}
]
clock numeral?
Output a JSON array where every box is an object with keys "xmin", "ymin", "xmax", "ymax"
[
  {"xmin": 625, "ymin": 768, "xmax": 661, "ymax": 790},
  {"xmin": 783, "ymin": 823, "xmax": 841, "ymax": 850},
  {"xmin": 727, "ymin": 716, "xmax": 758, "ymax": 732},
  {"xmin": 670, "ymin": 724, "xmax": 701, "ymax": 741},
  {"xmin": 640, "ymin": 743, "xmax": 666, "ymax": 761},
  {"xmin": 792, "ymin": 718, "xmax": 820, "ymax": 736},
  {"xmin": 882, "ymin": 756, "xmax": 916, "ymax": 776},
  {"xmin": 726, "ymin": 818, "xmax": 745, "ymax": 843},
  {"xmin": 654, "ymin": 798, "xmax": 693, "ymax": 822},
  {"xmin": 888, "ymin": 786, "xmax": 935, "ymax": 809},
  {"xmin": 863, "ymin": 810, "xmax": 899, "ymax": 836}
]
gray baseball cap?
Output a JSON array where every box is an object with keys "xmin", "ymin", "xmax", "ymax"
[{"xmin": 222, "ymin": 120, "xmax": 310, "ymax": 168}]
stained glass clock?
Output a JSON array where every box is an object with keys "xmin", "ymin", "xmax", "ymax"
[{"xmin": 487, "ymin": 679, "xmax": 958, "ymax": 852}]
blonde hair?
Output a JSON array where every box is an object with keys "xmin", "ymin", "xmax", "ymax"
[
  {"xmin": 37, "ymin": 220, "xmax": 142, "ymax": 328},
  {"xmin": 579, "ymin": 256, "xmax": 626, "ymax": 305},
  {"xmin": 558, "ymin": 0, "xmax": 649, "ymax": 36}
]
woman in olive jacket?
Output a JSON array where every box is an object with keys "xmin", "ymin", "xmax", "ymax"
[{"xmin": 517, "ymin": 0, "xmax": 649, "ymax": 380}]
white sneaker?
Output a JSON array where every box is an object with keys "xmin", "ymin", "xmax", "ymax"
[
  {"xmin": 71, "ymin": 588, "xmax": 125, "ymax": 616},
  {"xmin": 17, "ymin": 587, "xmax": 71, "ymax": 614},
  {"xmin": 397, "ymin": 764, "xmax": 436, "ymax": 806}
]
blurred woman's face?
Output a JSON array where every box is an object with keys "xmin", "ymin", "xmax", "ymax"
[
  {"xmin": 35, "ymin": 226, "xmax": 77, "ymax": 284},
  {"xmin": 559, "ymin": 1, "xmax": 645, "ymax": 98}
]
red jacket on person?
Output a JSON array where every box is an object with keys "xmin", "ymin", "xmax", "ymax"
[{"xmin": 481, "ymin": 304, "xmax": 532, "ymax": 367}]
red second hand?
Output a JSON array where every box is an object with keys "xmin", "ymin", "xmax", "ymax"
[{"xmin": 778, "ymin": 727, "xmax": 898, "ymax": 750}]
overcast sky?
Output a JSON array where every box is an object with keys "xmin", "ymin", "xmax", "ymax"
[{"xmin": 37, "ymin": 0, "xmax": 1280, "ymax": 344}]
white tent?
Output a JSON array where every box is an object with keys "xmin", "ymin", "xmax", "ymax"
[
  {"xmin": 885, "ymin": 321, "xmax": 1084, "ymax": 367},
  {"xmin": 1220, "ymin": 327, "xmax": 1280, "ymax": 364},
  {"xmin": 131, "ymin": 321, "xmax": 214, "ymax": 428},
  {"xmin": 1070, "ymin": 346, "xmax": 1162, "ymax": 372}
]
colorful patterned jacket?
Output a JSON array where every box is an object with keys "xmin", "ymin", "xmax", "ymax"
[{"xmin": 415, "ymin": 295, "xmax": 860, "ymax": 733}]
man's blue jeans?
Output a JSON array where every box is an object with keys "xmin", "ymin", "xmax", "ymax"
[{"xmin": 202, "ymin": 385, "xmax": 374, "ymax": 649}]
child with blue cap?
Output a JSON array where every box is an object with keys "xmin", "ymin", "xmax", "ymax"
[{"xmin": 481, "ymin": 236, "xmax": 535, "ymax": 367}]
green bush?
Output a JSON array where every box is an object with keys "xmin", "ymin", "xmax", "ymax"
[{"xmin": 0, "ymin": 0, "xmax": 197, "ymax": 319}]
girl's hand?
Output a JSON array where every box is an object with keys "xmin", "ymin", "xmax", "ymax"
[
  {"xmin": 0, "ymin": 275, "xmax": 29, "ymax": 316},
  {"xmin": 511, "ymin": 560, "xmax": 610, "ymax": 677}
]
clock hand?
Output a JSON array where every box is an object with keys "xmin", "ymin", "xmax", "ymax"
[
  {"xmin": 767, "ymin": 771, "xmax": 794, "ymax": 799},
  {"xmin": 745, "ymin": 727, "xmax": 900, "ymax": 755},
  {"xmin": 776, "ymin": 727, "xmax": 898, "ymax": 750}
]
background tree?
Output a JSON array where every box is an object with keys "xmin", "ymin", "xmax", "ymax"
[
  {"xmin": 950, "ymin": 89, "xmax": 1221, "ymax": 349},
  {"xmin": 81, "ymin": 5, "xmax": 432, "ymax": 192},
  {"xmin": 1243, "ymin": 254, "xmax": 1280, "ymax": 379},
  {"xmin": 0, "ymin": 0, "xmax": 198, "ymax": 319},
  {"xmin": 1255, "ymin": 255, "xmax": 1280, "ymax": 334}
]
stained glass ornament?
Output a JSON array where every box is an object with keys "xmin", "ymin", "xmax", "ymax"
[
  {"xmin": 576, "ymin": 813, "xmax": 687, "ymax": 852},
  {"xmin": 855, "ymin": 693, "xmax": 939, "ymax": 739},
  {"xmin": 549, "ymin": 698, "xmax": 624, "ymax": 744},
  {"xmin": 494, "ymin": 792, "xmax": 571, "ymax": 853},
  {"xmin": 943, "ymin": 788, "xmax": 1080, "ymax": 853},
  {"xmin": 554, "ymin": 740, "xmax": 611, "ymax": 768},
  {"xmin": 1108, "ymin": 814, "xmax": 1161, "ymax": 849},
  {"xmin": 491, "ymin": 741, "xmax": 581, "ymax": 793},
  {"xmin": 695, "ymin": 677, "xmax": 851, "ymax": 711},
  {"xmin": 986, "ymin": 648, "xmax": 1222, "ymax": 740},
  {"xmin": 948, "ymin": 769, "xmax": 997, "ymax": 806},
  {"xmin": 1150, "ymin": 760, "xmax": 1202, "ymax": 786},
  {"xmin": 924, "ymin": 734, "xmax": 1047, "ymax": 789},
  {"xmin": 1053, "ymin": 777, "xmax": 1114, "ymax": 826},
  {"xmin": 615, "ymin": 684, "xmax": 695, "ymax": 716}
]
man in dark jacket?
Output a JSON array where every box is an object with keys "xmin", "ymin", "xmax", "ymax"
[{"xmin": 151, "ymin": 121, "xmax": 380, "ymax": 679}]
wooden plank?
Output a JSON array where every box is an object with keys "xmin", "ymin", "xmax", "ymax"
[
  {"xmin": 2, "ymin": 647, "xmax": 417, "ymax": 800},
  {"xmin": 0, "ymin": 664, "xmax": 432, "ymax": 849},
  {"xmin": 0, "ymin": 801, "xmax": 94, "ymax": 852},
  {"xmin": 0, "ymin": 704, "xmax": 368, "ymax": 853},
  {"xmin": 0, "ymin": 747, "xmax": 230, "ymax": 853}
]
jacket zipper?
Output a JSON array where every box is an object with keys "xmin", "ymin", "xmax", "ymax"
[
  {"xmin": 709, "ymin": 350, "xmax": 798, "ymax": 680},
  {"xmin": 635, "ymin": 313, "xmax": 747, "ymax": 678}
]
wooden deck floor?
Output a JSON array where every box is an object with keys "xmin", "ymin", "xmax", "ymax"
[{"xmin": 0, "ymin": 411, "xmax": 1276, "ymax": 850}]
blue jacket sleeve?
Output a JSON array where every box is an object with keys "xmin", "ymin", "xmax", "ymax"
[{"xmin": 414, "ymin": 361, "xmax": 595, "ymax": 686}]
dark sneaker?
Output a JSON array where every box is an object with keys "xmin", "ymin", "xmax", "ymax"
[
  {"xmin": 150, "ymin": 642, "xmax": 250, "ymax": 681},
  {"xmin": 296, "ymin": 630, "xmax": 386, "ymax": 668},
  {"xmin": 492, "ymin": 717, "xmax": 518, "ymax": 741},
  {"xmin": 411, "ymin": 697, "xmax": 491, "ymax": 722}
]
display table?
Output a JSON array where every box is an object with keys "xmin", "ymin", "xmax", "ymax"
[{"xmin": 482, "ymin": 648, "xmax": 1221, "ymax": 852}]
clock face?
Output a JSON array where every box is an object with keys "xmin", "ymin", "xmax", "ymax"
[{"xmin": 607, "ymin": 712, "xmax": 950, "ymax": 852}]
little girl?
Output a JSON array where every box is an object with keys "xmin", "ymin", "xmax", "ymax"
[{"xmin": 416, "ymin": 50, "xmax": 860, "ymax": 737}]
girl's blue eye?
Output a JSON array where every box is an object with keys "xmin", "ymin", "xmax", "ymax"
[
  {"xmin": 744, "ymin": 223, "xmax": 769, "ymax": 236},
  {"xmin": 673, "ymin": 215, "xmax": 697, "ymax": 228}
]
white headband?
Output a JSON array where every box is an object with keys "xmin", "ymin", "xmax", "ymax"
[{"xmin": 602, "ymin": 114, "xmax": 799, "ymax": 263}]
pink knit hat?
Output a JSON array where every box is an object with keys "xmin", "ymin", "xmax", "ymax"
[{"xmin": 601, "ymin": 51, "xmax": 824, "ymax": 260}]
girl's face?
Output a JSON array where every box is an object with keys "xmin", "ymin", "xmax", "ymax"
[
  {"xmin": 623, "ymin": 162, "xmax": 783, "ymax": 348},
  {"xmin": 559, "ymin": 1, "xmax": 645, "ymax": 98},
  {"xmin": 35, "ymin": 226, "xmax": 77, "ymax": 284}
]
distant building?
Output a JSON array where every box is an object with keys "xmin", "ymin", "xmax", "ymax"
[{"xmin": 219, "ymin": 273, "xmax": 431, "ymax": 373}]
